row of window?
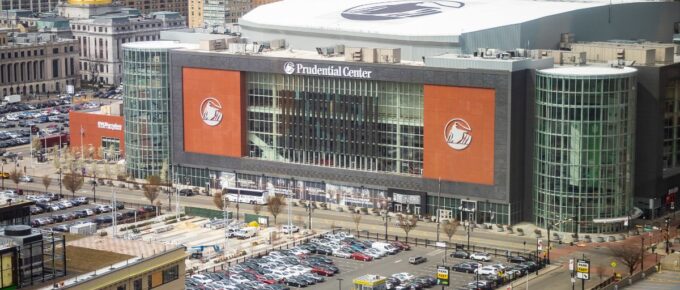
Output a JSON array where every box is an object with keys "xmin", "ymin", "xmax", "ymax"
[
  {"xmin": 0, "ymin": 46, "xmax": 75, "ymax": 60},
  {"xmin": 113, "ymin": 264, "xmax": 179, "ymax": 290}
]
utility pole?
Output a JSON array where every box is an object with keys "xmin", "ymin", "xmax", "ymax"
[{"xmin": 436, "ymin": 177, "xmax": 441, "ymax": 242}]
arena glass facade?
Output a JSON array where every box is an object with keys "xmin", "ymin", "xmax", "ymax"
[
  {"xmin": 122, "ymin": 42, "xmax": 190, "ymax": 179},
  {"xmin": 533, "ymin": 67, "xmax": 637, "ymax": 233},
  {"xmin": 170, "ymin": 50, "xmax": 528, "ymax": 226}
]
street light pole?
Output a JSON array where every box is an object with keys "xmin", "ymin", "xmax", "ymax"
[
  {"xmin": 337, "ymin": 278, "xmax": 343, "ymax": 290},
  {"xmin": 92, "ymin": 173, "xmax": 97, "ymax": 203},
  {"xmin": 665, "ymin": 217, "xmax": 671, "ymax": 254},
  {"xmin": 58, "ymin": 168, "xmax": 62, "ymax": 196},
  {"xmin": 436, "ymin": 177, "xmax": 441, "ymax": 242}
]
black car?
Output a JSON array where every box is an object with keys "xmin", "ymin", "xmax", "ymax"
[
  {"xmin": 94, "ymin": 216, "xmax": 113, "ymax": 225},
  {"xmin": 285, "ymin": 277, "xmax": 308, "ymax": 287},
  {"xmin": 414, "ymin": 276, "xmax": 436, "ymax": 287},
  {"xmin": 521, "ymin": 261, "xmax": 539, "ymax": 272},
  {"xmin": 508, "ymin": 255, "xmax": 529, "ymax": 263},
  {"xmin": 452, "ymin": 262, "xmax": 476, "ymax": 273},
  {"xmin": 179, "ymin": 189, "xmax": 195, "ymax": 196},
  {"xmin": 315, "ymin": 245, "xmax": 333, "ymax": 255},
  {"xmin": 115, "ymin": 202, "xmax": 125, "ymax": 210},
  {"xmin": 451, "ymin": 250, "xmax": 470, "ymax": 259}
]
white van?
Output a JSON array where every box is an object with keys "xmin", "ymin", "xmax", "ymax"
[
  {"xmin": 235, "ymin": 227, "xmax": 257, "ymax": 239},
  {"xmin": 372, "ymin": 242, "xmax": 399, "ymax": 254}
]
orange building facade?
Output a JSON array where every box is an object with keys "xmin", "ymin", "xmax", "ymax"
[{"xmin": 69, "ymin": 111, "xmax": 125, "ymax": 160}]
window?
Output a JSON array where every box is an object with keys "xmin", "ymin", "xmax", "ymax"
[
  {"xmin": 162, "ymin": 265, "xmax": 179, "ymax": 283},
  {"xmin": 116, "ymin": 285, "xmax": 126, "ymax": 290},
  {"xmin": 53, "ymin": 48, "xmax": 58, "ymax": 54},
  {"xmin": 102, "ymin": 137, "xmax": 121, "ymax": 160},
  {"xmin": 133, "ymin": 278, "xmax": 142, "ymax": 290}
]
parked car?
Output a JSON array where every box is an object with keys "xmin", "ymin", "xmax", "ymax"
[
  {"xmin": 282, "ymin": 225, "xmax": 300, "ymax": 234},
  {"xmin": 470, "ymin": 252, "xmax": 492, "ymax": 262},
  {"xmin": 453, "ymin": 262, "xmax": 477, "ymax": 273},
  {"xmin": 474, "ymin": 266, "xmax": 499, "ymax": 275},
  {"xmin": 508, "ymin": 256, "xmax": 529, "ymax": 264},
  {"xmin": 451, "ymin": 250, "xmax": 470, "ymax": 259},
  {"xmin": 179, "ymin": 189, "xmax": 195, "ymax": 196},
  {"xmin": 19, "ymin": 175, "xmax": 33, "ymax": 182},
  {"xmin": 408, "ymin": 256, "xmax": 427, "ymax": 265}
]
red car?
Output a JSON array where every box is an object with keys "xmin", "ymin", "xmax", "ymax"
[
  {"xmin": 350, "ymin": 252, "xmax": 373, "ymax": 261},
  {"xmin": 391, "ymin": 241, "xmax": 411, "ymax": 251},
  {"xmin": 311, "ymin": 267, "xmax": 334, "ymax": 277}
]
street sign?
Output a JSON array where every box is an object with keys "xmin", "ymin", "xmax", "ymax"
[
  {"xmin": 610, "ymin": 261, "xmax": 617, "ymax": 268},
  {"xmin": 436, "ymin": 265, "xmax": 450, "ymax": 285},
  {"xmin": 538, "ymin": 239, "xmax": 543, "ymax": 251},
  {"xmin": 576, "ymin": 259, "xmax": 590, "ymax": 280},
  {"xmin": 569, "ymin": 259, "xmax": 574, "ymax": 271}
]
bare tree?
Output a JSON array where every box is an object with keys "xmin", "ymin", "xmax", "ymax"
[
  {"xmin": 143, "ymin": 175, "xmax": 161, "ymax": 215},
  {"xmin": 31, "ymin": 136, "xmax": 41, "ymax": 154},
  {"xmin": 42, "ymin": 174, "xmax": 52, "ymax": 192},
  {"xmin": 442, "ymin": 219, "xmax": 460, "ymax": 243},
  {"xmin": 398, "ymin": 215, "xmax": 418, "ymax": 241},
  {"xmin": 352, "ymin": 212, "xmax": 362, "ymax": 233},
  {"xmin": 253, "ymin": 204, "xmax": 262, "ymax": 216},
  {"xmin": 610, "ymin": 237, "xmax": 643, "ymax": 275},
  {"xmin": 213, "ymin": 191, "xmax": 228, "ymax": 211},
  {"xmin": 267, "ymin": 195, "xmax": 285, "ymax": 224},
  {"xmin": 62, "ymin": 170, "xmax": 84, "ymax": 198},
  {"xmin": 8, "ymin": 169, "xmax": 22, "ymax": 191}
]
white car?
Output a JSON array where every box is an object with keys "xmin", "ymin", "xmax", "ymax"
[
  {"xmin": 282, "ymin": 225, "xmax": 300, "ymax": 234},
  {"xmin": 191, "ymin": 274, "xmax": 213, "ymax": 284},
  {"xmin": 19, "ymin": 176, "xmax": 33, "ymax": 182},
  {"xmin": 474, "ymin": 266, "xmax": 499, "ymax": 275},
  {"xmin": 362, "ymin": 249, "xmax": 382, "ymax": 259},
  {"xmin": 332, "ymin": 248, "xmax": 352, "ymax": 258},
  {"xmin": 391, "ymin": 272, "xmax": 415, "ymax": 283},
  {"xmin": 470, "ymin": 252, "xmax": 492, "ymax": 262}
]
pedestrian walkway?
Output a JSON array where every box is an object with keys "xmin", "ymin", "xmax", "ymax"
[{"xmin": 624, "ymin": 270, "xmax": 680, "ymax": 289}]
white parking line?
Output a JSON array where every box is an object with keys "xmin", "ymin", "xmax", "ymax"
[{"xmin": 394, "ymin": 259, "xmax": 402, "ymax": 264}]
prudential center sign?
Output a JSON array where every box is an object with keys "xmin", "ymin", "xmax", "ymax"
[{"xmin": 283, "ymin": 62, "xmax": 373, "ymax": 79}]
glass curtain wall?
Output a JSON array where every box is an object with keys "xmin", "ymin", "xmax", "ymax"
[
  {"xmin": 246, "ymin": 72, "xmax": 424, "ymax": 175},
  {"xmin": 663, "ymin": 79, "xmax": 680, "ymax": 169},
  {"xmin": 533, "ymin": 68, "xmax": 636, "ymax": 233},
  {"xmin": 122, "ymin": 45, "xmax": 172, "ymax": 179}
]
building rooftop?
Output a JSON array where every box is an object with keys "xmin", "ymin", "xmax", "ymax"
[
  {"xmin": 123, "ymin": 40, "xmax": 197, "ymax": 50},
  {"xmin": 241, "ymin": 0, "xmax": 662, "ymax": 38},
  {"xmin": 539, "ymin": 66, "xmax": 638, "ymax": 76}
]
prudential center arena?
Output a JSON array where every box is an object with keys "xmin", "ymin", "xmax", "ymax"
[{"xmin": 112, "ymin": 0, "xmax": 680, "ymax": 234}]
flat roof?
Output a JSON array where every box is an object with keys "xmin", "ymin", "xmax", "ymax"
[
  {"xmin": 123, "ymin": 40, "xmax": 198, "ymax": 50},
  {"xmin": 539, "ymin": 66, "xmax": 637, "ymax": 76},
  {"xmin": 241, "ymin": 0, "xmax": 655, "ymax": 37}
]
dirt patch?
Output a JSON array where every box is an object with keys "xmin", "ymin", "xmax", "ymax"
[{"xmin": 60, "ymin": 246, "xmax": 133, "ymax": 273}]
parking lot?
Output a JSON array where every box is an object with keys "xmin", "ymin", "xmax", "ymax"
[{"xmin": 188, "ymin": 230, "xmax": 543, "ymax": 290}]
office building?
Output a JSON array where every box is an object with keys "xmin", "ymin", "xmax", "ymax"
[
  {"xmin": 58, "ymin": 0, "xmax": 185, "ymax": 85},
  {"xmin": 187, "ymin": 0, "xmax": 203, "ymax": 28},
  {"xmin": 0, "ymin": 0, "xmax": 59, "ymax": 14},
  {"xmin": 0, "ymin": 30, "xmax": 80, "ymax": 98},
  {"xmin": 123, "ymin": 0, "xmax": 188, "ymax": 17},
  {"xmin": 203, "ymin": 0, "xmax": 249, "ymax": 27}
]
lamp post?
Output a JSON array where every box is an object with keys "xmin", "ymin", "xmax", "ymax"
[
  {"xmin": 337, "ymin": 278, "xmax": 343, "ymax": 290},
  {"xmin": 436, "ymin": 177, "xmax": 441, "ymax": 242},
  {"xmin": 58, "ymin": 168, "xmax": 62, "ymax": 197},
  {"xmin": 92, "ymin": 173, "xmax": 97, "ymax": 203},
  {"xmin": 665, "ymin": 217, "xmax": 671, "ymax": 254},
  {"xmin": 641, "ymin": 235, "xmax": 645, "ymax": 273},
  {"xmin": 382, "ymin": 200, "xmax": 391, "ymax": 241}
]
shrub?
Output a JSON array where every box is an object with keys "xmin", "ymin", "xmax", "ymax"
[
  {"xmin": 516, "ymin": 228, "xmax": 524, "ymax": 233},
  {"xmin": 99, "ymin": 231, "xmax": 108, "ymax": 237},
  {"xmin": 534, "ymin": 229, "xmax": 542, "ymax": 235}
]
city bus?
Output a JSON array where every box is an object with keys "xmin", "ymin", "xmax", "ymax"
[{"xmin": 224, "ymin": 188, "xmax": 269, "ymax": 205}]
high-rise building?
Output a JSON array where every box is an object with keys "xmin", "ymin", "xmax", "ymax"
[
  {"xmin": 203, "ymin": 0, "xmax": 249, "ymax": 27},
  {"xmin": 0, "ymin": 30, "xmax": 80, "ymax": 97},
  {"xmin": 0, "ymin": 0, "xmax": 59, "ymax": 13},
  {"xmin": 187, "ymin": 0, "xmax": 203, "ymax": 28},
  {"xmin": 123, "ymin": 0, "xmax": 188, "ymax": 17},
  {"xmin": 533, "ymin": 67, "xmax": 637, "ymax": 233}
]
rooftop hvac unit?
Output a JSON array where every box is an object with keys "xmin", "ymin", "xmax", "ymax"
[
  {"xmin": 617, "ymin": 48, "xmax": 625, "ymax": 59},
  {"xmin": 315, "ymin": 46, "xmax": 335, "ymax": 56},
  {"xmin": 335, "ymin": 44, "xmax": 345, "ymax": 55},
  {"xmin": 228, "ymin": 43, "xmax": 246, "ymax": 54}
]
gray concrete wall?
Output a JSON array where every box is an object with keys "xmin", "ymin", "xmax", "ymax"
[{"xmin": 168, "ymin": 50, "xmax": 522, "ymax": 206}]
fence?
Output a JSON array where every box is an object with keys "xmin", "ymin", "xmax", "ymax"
[
  {"xmin": 342, "ymin": 228, "xmax": 544, "ymax": 262},
  {"xmin": 185, "ymin": 206, "xmax": 229, "ymax": 220},
  {"xmin": 592, "ymin": 263, "xmax": 660, "ymax": 290}
]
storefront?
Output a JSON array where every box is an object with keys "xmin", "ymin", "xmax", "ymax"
[{"xmin": 69, "ymin": 110, "xmax": 124, "ymax": 161}]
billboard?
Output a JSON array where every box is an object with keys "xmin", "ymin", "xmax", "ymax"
[
  {"xmin": 423, "ymin": 85, "xmax": 495, "ymax": 185},
  {"xmin": 182, "ymin": 68, "xmax": 246, "ymax": 157}
]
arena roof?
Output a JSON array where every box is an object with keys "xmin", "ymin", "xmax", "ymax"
[{"xmin": 241, "ymin": 0, "xmax": 662, "ymax": 37}]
